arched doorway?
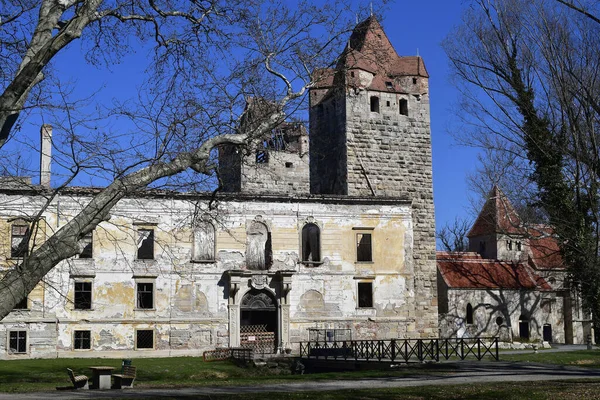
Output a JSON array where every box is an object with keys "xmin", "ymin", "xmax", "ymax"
[{"xmin": 240, "ymin": 289, "xmax": 278, "ymax": 354}]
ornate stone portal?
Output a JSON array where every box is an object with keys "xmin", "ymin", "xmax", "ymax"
[{"xmin": 226, "ymin": 270, "xmax": 293, "ymax": 352}]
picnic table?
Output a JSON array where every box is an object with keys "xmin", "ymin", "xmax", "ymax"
[{"xmin": 88, "ymin": 366, "xmax": 115, "ymax": 389}]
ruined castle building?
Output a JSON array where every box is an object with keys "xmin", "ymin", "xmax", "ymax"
[{"xmin": 0, "ymin": 17, "xmax": 437, "ymax": 359}]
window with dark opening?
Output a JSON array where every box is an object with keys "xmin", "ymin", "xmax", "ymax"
[
  {"xmin": 79, "ymin": 232, "xmax": 93, "ymax": 258},
  {"xmin": 136, "ymin": 329, "xmax": 154, "ymax": 349},
  {"xmin": 74, "ymin": 330, "xmax": 91, "ymax": 350},
  {"xmin": 302, "ymin": 223, "xmax": 321, "ymax": 263},
  {"xmin": 357, "ymin": 282, "xmax": 373, "ymax": 308},
  {"xmin": 9, "ymin": 331, "xmax": 26, "ymax": 353},
  {"xmin": 386, "ymin": 100, "xmax": 390, "ymax": 107},
  {"xmin": 370, "ymin": 96, "xmax": 380, "ymax": 113},
  {"xmin": 412, "ymin": 77, "xmax": 417, "ymax": 84},
  {"xmin": 74, "ymin": 281, "xmax": 92, "ymax": 310},
  {"xmin": 399, "ymin": 98, "xmax": 408, "ymax": 116},
  {"xmin": 496, "ymin": 316, "xmax": 504, "ymax": 326},
  {"xmin": 466, "ymin": 303, "xmax": 474, "ymax": 324},
  {"xmin": 350, "ymin": 71, "xmax": 355, "ymax": 77},
  {"xmin": 507, "ymin": 240, "xmax": 512, "ymax": 250},
  {"xmin": 137, "ymin": 282, "xmax": 154, "ymax": 309},
  {"xmin": 256, "ymin": 150, "xmax": 269, "ymax": 164},
  {"xmin": 519, "ymin": 314, "xmax": 530, "ymax": 339},
  {"xmin": 285, "ymin": 162, "xmax": 293, "ymax": 168},
  {"xmin": 137, "ymin": 229, "xmax": 154, "ymax": 260},
  {"xmin": 385, "ymin": 81, "xmax": 393, "ymax": 90},
  {"xmin": 11, "ymin": 224, "xmax": 29, "ymax": 258},
  {"xmin": 13, "ymin": 297, "xmax": 28, "ymax": 310},
  {"xmin": 516, "ymin": 241, "xmax": 522, "ymax": 251},
  {"xmin": 356, "ymin": 233, "xmax": 372, "ymax": 262}
]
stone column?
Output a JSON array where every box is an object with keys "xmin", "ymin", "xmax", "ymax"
[
  {"xmin": 226, "ymin": 271, "xmax": 243, "ymax": 348},
  {"xmin": 278, "ymin": 270, "xmax": 294, "ymax": 351}
]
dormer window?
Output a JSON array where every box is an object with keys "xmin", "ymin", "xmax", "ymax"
[
  {"xmin": 370, "ymin": 96, "xmax": 380, "ymax": 113},
  {"xmin": 385, "ymin": 81, "xmax": 393, "ymax": 90}
]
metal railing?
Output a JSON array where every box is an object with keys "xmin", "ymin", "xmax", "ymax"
[{"xmin": 299, "ymin": 337, "xmax": 499, "ymax": 362}]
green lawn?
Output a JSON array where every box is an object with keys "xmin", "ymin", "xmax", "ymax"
[
  {"xmin": 1, "ymin": 350, "xmax": 600, "ymax": 395},
  {"xmin": 500, "ymin": 349, "xmax": 600, "ymax": 367}
]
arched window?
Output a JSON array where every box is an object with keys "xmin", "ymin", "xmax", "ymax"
[
  {"xmin": 399, "ymin": 98, "xmax": 408, "ymax": 116},
  {"xmin": 193, "ymin": 220, "xmax": 215, "ymax": 262},
  {"xmin": 466, "ymin": 303, "xmax": 474, "ymax": 325},
  {"xmin": 247, "ymin": 220, "xmax": 272, "ymax": 270},
  {"xmin": 302, "ymin": 223, "xmax": 321, "ymax": 263},
  {"xmin": 370, "ymin": 96, "xmax": 380, "ymax": 113},
  {"xmin": 519, "ymin": 314, "xmax": 530, "ymax": 339}
]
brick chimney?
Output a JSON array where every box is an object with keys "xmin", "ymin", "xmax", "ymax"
[{"xmin": 40, "ymin": 124, "xmax": 52, "ymax": 188}]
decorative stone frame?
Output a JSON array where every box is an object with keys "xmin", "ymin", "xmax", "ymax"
[
  {"xmin": 226, "ymin": 270, "xmax": 294, "ymax": 353},
  {"xmin": 133, "ymin": 275, "xmax": 158, "ymax": 311},
  {"xmin": 70, "ymin": 274, "xmax": 95, "ymax": 311},
  {"xmin": 245, "ymin": 215, "xmax": 272, "ymax": 271},
  {"xmin": 134, "ymin": 328, "xmax": 155, "ymax": 350},
  {"xmin": 191, "ymin": 214, "xmax": 217, "ymax": 263},
  {"xmin": 6, "ymin": 329, "xmax": 28, "ymax": 355},
  {"xmin": 298, "ymin": 216, "xmax": 323, "ymax": 266},
  {"xmin": 73, "ymin": 329, "xmax": 93, "ymax": 351}
]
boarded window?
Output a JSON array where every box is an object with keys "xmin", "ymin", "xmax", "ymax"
[
  {"xmin": 74, "ymin": 330, "xmax": 91, "ymax": 350},
  {"xmin": 302, "ymin": 223, "xmax": 321, "ymax": 262},
  {"xmin": 399, "ymin": 98, "xmax": 408, "ymax": 116},
  {"xmin": 9, "ymin": 331, "xmax": 27, "ymax": 353},
  {"xmin": 193, "ymin": 221, "xmax": 215, "ymax": 261},
  {"xmin": 247, "ymin": 221, "xmax": 271, "ymax": 270},
  {"xmin": 79, "ymin": 232, "xmax": 93, "ymax": 258},
  {"xmin": 466, "ymin": 303, "xmax": 474, "ymax": 324},
  {"xmin": 370, "ymin": 96, "xmax": 380, "ymax": 113},
  {"xmin": 137, "ymin": 229, "xmax": 154, "ymax": 260},
  {"xmin": 137, "ymin": 282, "xmax": 154, "ymax": 309},
  {"xmin": 136, "ymin": 329, "xmax": 154, "ymax": 349},
  {"xmin": 74, "ymin": 282, "xmax": 92, "ymax": 310},
  {"xmin": 11, "ymin": 224, "xmax": 29, "ymax": 258},
  {"xmin": 356, "ymin": 233, "xmax": 372, "ymax": 262},
  {"xmin": 357, "ymin": 282, "xmax": 373, "ymax": 308}
]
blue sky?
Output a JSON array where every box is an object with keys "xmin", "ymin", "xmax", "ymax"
[{"xmin": 9, "ymin": 0, "xmax": 479, "ymax": 236}]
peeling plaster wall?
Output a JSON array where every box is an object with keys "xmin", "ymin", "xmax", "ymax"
[
  {"xmin": 0, "ymin": 191, "xmax": 426, "ymax": 359},
  {"xmin": 438, "ymin": 288, "xmax": 574, "ymax": 344}
]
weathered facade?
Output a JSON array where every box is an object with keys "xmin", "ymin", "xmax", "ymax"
[
  {"xmin": 437, "ymin": 187, "xmax": 592, "ymax": 344},
  {"xmin": 0, "ymin": 17, "xmax": 437, "ymax": 359}
]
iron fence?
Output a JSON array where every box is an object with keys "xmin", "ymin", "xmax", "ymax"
[{"xmin": 299, "ymin": 337, "xmax": 499, "ymax": 362}]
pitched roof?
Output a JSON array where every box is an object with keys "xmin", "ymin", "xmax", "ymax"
[
  {"xmin": 312, "ymin": 16, "xmax": 428, "ymax": 91},
  {"xmin": 467, "ymin": 186, "xmax": 523, "ymax": 237},
  {"xmin": 527, "ymin": 226, "xmax": 564, "ymax": 270},
  {"xmin": 437, "ymin": 251, "xmax": 551, "ymax": 290}
]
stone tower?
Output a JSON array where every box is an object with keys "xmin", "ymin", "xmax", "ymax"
[
  {"xmin": 309, "ymin": 16, "xmax": 437, "ymax": 336},
  {"xmin": 219, "ymin": 98, "xmax": 310, "ymax": 195}
]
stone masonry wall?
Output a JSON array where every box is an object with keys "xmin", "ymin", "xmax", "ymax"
[{"xmin": 343, "ymin": 78, "xmax": 437, "ymax": 338}]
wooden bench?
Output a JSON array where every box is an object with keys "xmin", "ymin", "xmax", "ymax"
[
  {"xmin": 112, "ymin": 365, "xmax": 136, "ymax": 389},
  {"xmin": 66, "ymin": 368, "xmax": 89, "ymax": 390}
]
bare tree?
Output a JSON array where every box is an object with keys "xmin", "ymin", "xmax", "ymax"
[
  {"xmin": 437, "ymin": 217, "xmax": 471, "ymax": 252},
  {"xmin": 444, "ymin": 0, "xmax": 600, "ymax": 326},
  {"xmin": 0, "ymin": 0, "xmax": 365, "ymax": 319}
]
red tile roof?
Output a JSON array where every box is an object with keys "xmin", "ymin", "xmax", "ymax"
[
  {"xmin": 527, "ymin": 226, "xmax": 564, "ymax": 270},
  {"xmin": 467, "ymin": 186, "xmax": 523, "ymax": 237},
  {"xmin": 437, "ymin": 251, "xmax": 552, "ymax": 290},
  {"xmin": 312, "ymin": 16, "xmax": 428, "ymax": 92}
]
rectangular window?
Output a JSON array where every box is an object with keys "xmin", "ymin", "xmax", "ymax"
[
  {"xmin": 9, "ymin": 331, "xmax": 27, "ymax": 353},
  {"xmin": 137, "ymin": 282, "xmax": 154, "ymax": 309},
  {"xmin": 13, "ymin": 297, "xmax": 28, "ymax": 310},
  {"xmin": 356, "ymin": 233, "xmax": 373, "ymax": 262},
  {"xmin": 507, "ymin": 240, "xmax": 512, "ymax": 250},
  {"xmin": 136, "ymin": 329, "xmax": 154, "ymax": 349},
  {"xmin": 74, "ymin": 282, "xmax": 92, "ymax": 310},
  {"xmin": 74, "ymin": 330, "xmax": 91, "ymax": 350},
  {"xmin": 137, "ymin": 229, "xmax": 154, "ymax": 260},
  {"xmin": 357, "ymin": 282, "xmax": 373, "ymax": 308},
  {"xmin": 79, "ymin": 232, "xmax": 93, "ymax": 259},
  {"xmin": 11, "ymin": 224, "xmax": 29, "ymax": 258}
]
